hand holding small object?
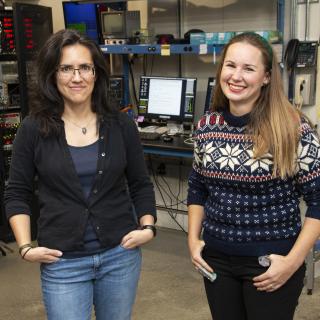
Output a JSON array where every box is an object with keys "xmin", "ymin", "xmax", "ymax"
[{"xmin": 197, "ymin": 265, "xmax": 217, "ymax": 282}]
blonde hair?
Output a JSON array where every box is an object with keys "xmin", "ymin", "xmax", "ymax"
[{"xmin": 211, "ymin": 33, "xmax": 300, "ymax": 178}]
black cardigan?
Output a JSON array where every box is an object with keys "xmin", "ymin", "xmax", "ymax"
[{"xmin": 5, "ymin": 113, "xmax": 156, "ymax": 251}]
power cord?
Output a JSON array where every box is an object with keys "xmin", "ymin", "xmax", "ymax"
[
  {"xmin": 128, "ymin": 56, "xmax": 139, "ymax": 105},
  {"xmin": 183, "ymin": 136, "xmax": 195, "ymax": 145},
  {"xmin": 150, "ymin": 55, "xmax": 155, "ymax": 75},
  {"xmin": 294, "ymin": 77, "xmax": 305, "ymax": 110},
  {"xmin": 159, "ymin": 175, "xmax": 187, "ymax": 206},
  {"xmin": 155, "ymin": 167, "xmax": 187, "ymax": 209},
  {"xmin": 148, "ymin": 155, "xmax": 188, "ymax": 235}
]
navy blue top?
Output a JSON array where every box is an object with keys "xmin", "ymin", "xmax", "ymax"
[
  {"xmin": 64, "ymin": 140, "xmax": 108, "ymax": 258},
  {"xmin": 69, "ymin": 140, "xmax": 98, "ymax": 199}
]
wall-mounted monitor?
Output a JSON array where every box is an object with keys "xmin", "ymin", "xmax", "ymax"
[
  {"xmin": 138, "ymin": 76, "xmax": 197, "ymax": 122},
  {"xmin": 63, "ymin": 2, "xmax": 100, "ymax": 43}
]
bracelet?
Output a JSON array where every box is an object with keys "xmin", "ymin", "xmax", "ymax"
[
  {"xmin": 141, "ymin": 225, "xmax": 157, "ymax": 237},
  {"xmin": 18, "ymin": 243, "xmax": 34, "ymax": 255},
  {"xmin": 22, "ymin": 247, "xmax": 33, "ymax": 260}
]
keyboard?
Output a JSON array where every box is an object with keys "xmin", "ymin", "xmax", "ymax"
[
  {"xmin": 139, "ymin": 126, "xmax": 168, "ymax": 140},
  {"xmin": 139, "ymin": 131, "xmax": 161, "ymax": 140}
]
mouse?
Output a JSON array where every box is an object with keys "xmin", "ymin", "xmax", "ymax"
[{"xmin": 163, "ymin": 135, "xmax": 173, "ymax": 142}]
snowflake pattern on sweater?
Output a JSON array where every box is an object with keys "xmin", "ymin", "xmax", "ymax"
[{"xmin": 187, "ymin": 111, "xmax": 320, "ymax": 256}]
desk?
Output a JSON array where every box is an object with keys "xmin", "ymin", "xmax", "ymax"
[{"xmin": 141, "ymin": 136, "xmax": 194, "ymax": 158}]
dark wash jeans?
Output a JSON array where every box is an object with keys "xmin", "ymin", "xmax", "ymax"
[{"xmin": 202, "ymin": 246, "xmax": 305, "ymax": 320}]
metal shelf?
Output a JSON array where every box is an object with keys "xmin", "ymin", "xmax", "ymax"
[
  {"xmin": 100, "ymin": 44, "xmax": 224, "ymax": 55},
  {"xmin": 0, "ymin": 105, "xmax": 20, "ymax": 111},
  {"xmin": 0, "ymin": 54, "xmax": 17, "ymax": 61}
]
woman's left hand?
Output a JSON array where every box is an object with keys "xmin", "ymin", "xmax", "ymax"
[
  {"xmin": 253, "ymin": 254, "xmax": 299, "ymax": 292},
  {"xmin": 120, "ymin": 229, "xmax": 154, "ymax": 249}
]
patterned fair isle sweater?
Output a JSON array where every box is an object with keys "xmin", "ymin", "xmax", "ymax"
[{"xmin": 187, "ymin": 109, "xmax": 320, "ymax": 257}]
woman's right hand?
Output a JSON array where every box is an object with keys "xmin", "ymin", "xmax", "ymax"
[
  {"xmin": 20, "ymin": 246, "xmax": 63, "ymax": 263},
  {"xmin": 188, "ymin": 238, "xmax": 214, "ymax": 273}
]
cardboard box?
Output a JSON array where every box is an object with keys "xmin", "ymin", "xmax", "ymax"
[{"xmin": 190, "ymin": 32, "xmax": 235, "ymax": 45}]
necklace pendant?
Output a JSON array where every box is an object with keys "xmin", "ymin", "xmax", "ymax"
[{"xmin": 82, "ymin": 127, "xmax": 87, "ymax": 135}]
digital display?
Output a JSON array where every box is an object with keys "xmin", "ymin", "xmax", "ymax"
[
  {"xmin": 0, "ymin": 11, "xmax": 15, "ymax": 55},
  {"xmin": 23, "ymin": 17, "xmax": 34, "ymax": 50}
]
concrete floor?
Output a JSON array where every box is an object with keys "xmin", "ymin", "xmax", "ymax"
[{"xmin": 0, "ymin": 228, "xmax": 319, "ymax": 320}]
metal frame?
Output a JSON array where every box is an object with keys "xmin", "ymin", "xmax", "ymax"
[
  {"xmin": 101, "ymin": 44, "xmax": 224, "ymax": 106},
  {"xmin": 101, "ymin": 1, "xmax": 286, "ymax": 107}
]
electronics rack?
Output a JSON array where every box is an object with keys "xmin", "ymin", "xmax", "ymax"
[
  {"xmin": 0, "ymin": 9, "xmax": 19, "ymax": 198},
  {"xmin": 0, "ymin": 8, "xmax": 18, "ymax": 241},
  {"xmin": 0, "ymin": 3, "xmax": 53, "ymax": 242}
]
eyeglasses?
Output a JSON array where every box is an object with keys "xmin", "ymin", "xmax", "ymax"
[{"xmin": 57, "ymin": 64, "xmax": 95, "ymax": 80}]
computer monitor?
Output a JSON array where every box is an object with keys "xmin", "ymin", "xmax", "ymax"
[
  {"xmin": 204, "ymin": 77, "xmax": 216, "ymax": 114},
  {"xmin": 138, "ymin": 76, "xmax": 197, "ymax": 122},
  {"xmin": 100, "ymin": 10, "xmax": 140, "ymax": 39},
  {"xmin": 100, "ymin": 11, "xmax": 125, "ymax": 39},
  {"xmin": 62, "ymin": 1, "xmax": 100, "ymax": 43}
]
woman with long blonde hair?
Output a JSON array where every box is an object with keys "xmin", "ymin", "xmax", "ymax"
[{"xmin": 187, "ymin": 32, "xmax": 320, "ymax": 320}]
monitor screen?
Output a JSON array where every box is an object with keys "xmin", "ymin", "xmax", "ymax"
[
  {"xmin": 204, "ymin": 77, "xmax": 216, "ymax": 114},
  {"xmin": 100, "ymin": 11, "xmax": 124, "ymax": 38},
  {"xmin": 138, "ymin": 76, "xmax": 197, "ymax": 122},
  {"xmin": 62, "ymin": 2, "xmax": 100, "ymax": 43}
]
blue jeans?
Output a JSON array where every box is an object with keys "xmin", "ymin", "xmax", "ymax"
[{"xmin": 40, "ymin": 245, "xmax": 141, "ymax": 320}]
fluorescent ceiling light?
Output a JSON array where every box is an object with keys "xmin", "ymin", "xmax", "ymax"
[{"xmin": 187, "ymin": 0, "xmax": 237, "ymax": 8}]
